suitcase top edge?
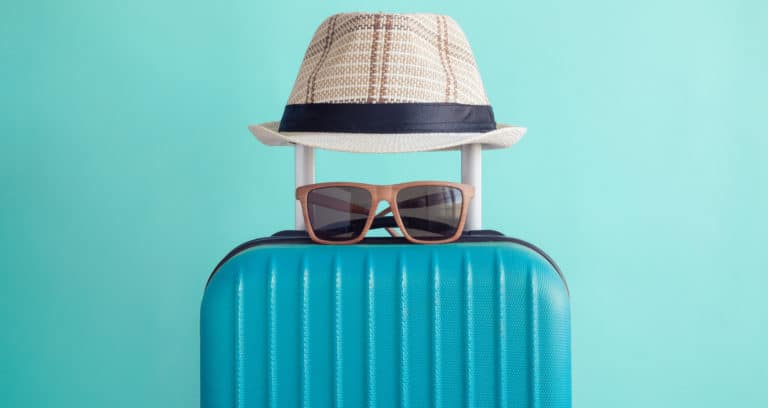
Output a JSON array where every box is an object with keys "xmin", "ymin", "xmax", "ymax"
[{"xmin": 207, "ymin": 230, "xmax": 567, "ymax": 295}]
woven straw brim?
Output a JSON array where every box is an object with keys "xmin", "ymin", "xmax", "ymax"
[{"xmin": 248, "ymin": 122, "xmax": 526, "ymax": 153}]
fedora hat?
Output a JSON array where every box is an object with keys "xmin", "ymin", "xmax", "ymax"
[{"xmin": 250, "ymin": 12, "xmax": 526, "ymax": 153}]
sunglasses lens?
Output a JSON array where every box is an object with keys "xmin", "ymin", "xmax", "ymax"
[
  {"xmin": 396, "ymin": 186, "xmax": 464, "ymax": 241},
  {"xmin": 307, "ymin": 186, "xmax": 372, "ymax": 241}
]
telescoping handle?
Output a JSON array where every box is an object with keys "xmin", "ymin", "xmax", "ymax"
[
  {"xmin": 460, "ymin": 144, "xmax": 482, "ymax": 230},
  {"xmin": 294, "ymin": 144, "xmax": 482, "ymax": 231}
]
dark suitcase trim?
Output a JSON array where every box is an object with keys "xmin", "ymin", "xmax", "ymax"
[{"xmin": 207, "ymin": 230, "xmax": 567, "ymax": 294}]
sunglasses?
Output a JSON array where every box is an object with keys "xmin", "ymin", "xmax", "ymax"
[{"xmin": 296, "ymin": 181, "xmax": 475, "ymax": 244}]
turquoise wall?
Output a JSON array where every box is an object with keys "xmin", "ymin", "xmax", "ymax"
[{"xmin": 2, "ymin": 0, "xmax": 766, "ymax": 406}]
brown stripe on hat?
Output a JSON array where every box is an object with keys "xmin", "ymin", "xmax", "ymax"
[
  {"xmin": 366, "ymin": 13, "xmax": 382, "ymax": 103},
  {"xmin": 436, "ymin": 15, "xmax": 450, "ymax": 102},
  {"xmin": 441, "ymin": 16, "xmax": 457, "ymax": 102},
  {"xmin": 306, "ymin": 14, "xmax": 338, "ymax": 103},
  {"xmin": 379, "ymin": 14, "xmax": 394, "ymax": 103}
]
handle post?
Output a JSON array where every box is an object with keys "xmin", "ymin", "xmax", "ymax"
[
  {"xmin": 295, "ymin": 145, "xmax": 315, "ymax": 230},
  {"xmin": 461, "ymin": 144, "xmax": 482, "ymax": 230}
]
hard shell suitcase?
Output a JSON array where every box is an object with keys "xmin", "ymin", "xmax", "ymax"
[
  {"xmin": 201, "ymin": 147, "xmax": 571, "ymax": 407},
  {"xmin": 201, "ymin": 231, "xmax": 570, "ymax": 407}
]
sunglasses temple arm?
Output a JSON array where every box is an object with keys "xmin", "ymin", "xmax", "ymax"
[
  {"xmin": 314, "ymin": 216, "xmax": 399, "ymax": 237},
  {"xmin": 375, "ymin": 206, "xmax": 401, "ymax": 237},
  {"xmin": 396, "ymin": 191, "xmax": 464, "ymax": 210},
  {"xmin": 396, "ymin": 216, "xmax": 457, "ymax": 235},
  {"xmin": 369, "ymin": 216, "xmax": 455, "ymax": 235}
]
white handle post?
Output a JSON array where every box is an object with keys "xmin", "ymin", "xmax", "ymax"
[
  {"xmin": 461, "ymin": 144, "xmax": 482, "ymax": 230},
  {"xmin": 295, "ymin": 145, "xmax": 315, "ymax": 230}
]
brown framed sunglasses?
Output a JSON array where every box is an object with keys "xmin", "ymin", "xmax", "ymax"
[{"xmin": 296, "ymin": 181, "xmax": 475, "ymax": 244}]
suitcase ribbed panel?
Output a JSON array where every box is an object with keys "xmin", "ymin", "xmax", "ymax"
[{"xmin": 201, "ymin": 242, "xmax": 570, "ymax": 408}]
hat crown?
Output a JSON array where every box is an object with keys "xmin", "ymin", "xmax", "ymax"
[{"xmin": 287, "ymin": 13, "xmax": 490, "ymax": 106}]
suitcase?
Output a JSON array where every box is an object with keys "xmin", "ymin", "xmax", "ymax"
[{"xmin": 201, "ymin": 147, "xmax": 571, "ymax": 407}]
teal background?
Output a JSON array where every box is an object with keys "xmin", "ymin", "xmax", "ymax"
[{"xmin": 1, "ymin": 0, "xmax": 766, "ymax": 407}]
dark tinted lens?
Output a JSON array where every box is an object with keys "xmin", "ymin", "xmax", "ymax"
[
  {"xmin": 307, "ymin": 187, "xmax": 372, "ymax": 241},
  {"xmin": 396, "ymin": 186, "xmax": 463, "ymax": 241}
]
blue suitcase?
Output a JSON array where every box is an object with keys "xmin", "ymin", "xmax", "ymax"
[{"xmin": 201, "ymin": 230, "xmax": 570, "ymax": 407}]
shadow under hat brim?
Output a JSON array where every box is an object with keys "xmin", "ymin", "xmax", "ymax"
[{"xmin": 248, "ymin": 122, "xmax": 527, "ymax": 153}]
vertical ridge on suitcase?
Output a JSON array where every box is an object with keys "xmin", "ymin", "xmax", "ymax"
[
  {"xmin": 364, "ymin": 253, "xmax": 376, "ymax": 408},
  {"xmin": 201, "ymin": 242, "xmax": 570, "ymax": 408},
  {"xmin": 430, "ymin": 253, "xmax": 441, "ymax": 408}
]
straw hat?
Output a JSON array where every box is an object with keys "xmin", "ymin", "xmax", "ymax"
[{"xmin": 250, "ymin": 12, "xmax": 526, "ymax": 153}]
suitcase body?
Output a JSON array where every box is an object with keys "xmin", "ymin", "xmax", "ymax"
[{"xmin": 201, "ymin": 231, "xmax": 570, "ymax": 407}]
